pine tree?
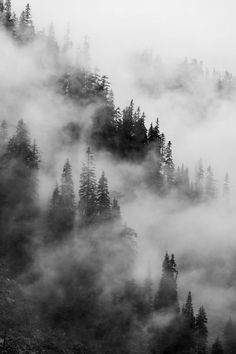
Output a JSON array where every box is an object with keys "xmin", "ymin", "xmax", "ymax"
[
  {"xmin": 60, "ymin": 159, "xmax": 75, "ymax": 230},
  {"xmin": 154, "ymin": 252, "xmax": 179, "ymax": 313},
  {"xmin": 120, "ymin": 100, "xmax": 135, "ymax": 157},
  {"xmin": 164, "ymin": 141, "xmax": 175, "ymax": 188},
  {"xmin": 4, "ymin": 0, "xmax": 12, "ymax": 30},
  {"xmin": 147, "ymin": 118, "xmax": 160, "ymax": 144},
  {"xmin": 97, "ymin": 171, "xmax": 111, "ymax": 221},
  {"xmin": 133, "ymin": 111, "xmax": 147, "ymax": 157},
  {"xmin": 211, "ymin": 337, "xmax": 224, "ymax": 354},
  {"xmin": 182, "ymin": 292, "xmax": 195, "ymax": 329},
  {"xmin": 145, "ymin": 119, "xmax": 164, "ymax": 193},
  {"xmin": 205, "ymin": 166, "xmax": 216, "ymax": 200},
  {"xmin": 195, "ymin": 306, "xmax": 208, "ymax": 354},
  {"xmin": 195, "ymin": 160, "xmax": 204, "ymax": 200},
  {"xmin": 7, "ymin": 120, "xmax": 39, "ymax": 169},
  {"xmin": 181, "ymin": 291, "xmax": 196, "ymax": 352},
  {"xmin": 223, "ymin": 173, "xmax": 229, "ymax": 199},
  {"xmin": 47, "ymin": 161, "xmax": 75, "ymax": 240},
  {"xmin": 78, "ymin": 147, "xmax": 97, "ymax": 223},
  {"xmin": 11, "ymin": 12, "xmax": 18, "ymax": 39},
  {"xmin": 47, "ymin": 183, "xmax": 61, "ymax": 236},
  {"xmin": 147, "ymin": 123, "xmax": 155, "ymax": 143},
  {"xmin": 18, "ymin": 4, "xmax": 34, "ymax": 43},
  {"xmin": 223, "ymin": 319, "xmax": 236, "ymax": 354}
]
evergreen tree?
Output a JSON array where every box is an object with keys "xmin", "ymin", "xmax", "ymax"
[
  {"xmin": 11, "ymin": 11, "xmax": 17, "ymax": 38},
  {"xmin": 78, "ymin": 147, "xmax": 97, "ymax": 223},
  {"xmin": 154, "ymin": 252, "xmax": 179, "ymax": 313},
  {"xmin": 0, "ymin": 120, "xmax": 40, "ymax": 269},
  {"xmin": 120, "ymin": 100, "xmax": 135, "ymax": 157},
  {"xmin": 195, "ymin": 306, "xmax": 208, "ymax": 354},
  {"xmin": 182, "ymin": 292, "xmax": 195, "ymax": 329},
  {"xmin": 4, "ymin": 0, "xmax": 13, "ymax": 30},
  {"xmin": 195, "ymin": 160, "xmax": 204, "ymax": 200},
  {"xmin": 147, "ymin": 123, "xmax": 156, "ymax": 143},
  {"xmin": 164, "ymin": 141, "xmax": 175, "ymax": 188},
  {"xmin": 223, "ymin": 173, "xmax": 229, "ymax": 199},
  {"xmin": 205, "ymin": 166, "xmax": 216, "ymax": 200},
  {"xmin": 47, "ymin": 183, "xmax": 61, "ymax": 236},
  {"xmin": 211, "ymin": 337, "xmax": 224, "ymax": 354},
  {"xmin": 18, "ymin": 4, "xmax": 34, "ymax": 43},
  {"xmin": 181, "ymin": 291, "xmax": 196, "ymax": 352},
  {"xmin": 223, "ymin": 319, "xmax": 236, "ymax": 354},
  {"xmin": 97, "ymin": 171, "xmax": 111, "ymax": 220},
  {"xmin": 145, "ymin": 119, "xmax": 164, "ymax": 193},
  {"xmin": 7, "ymin": 120, "xmax": 40, "ymax": 169},
  {"xmin": 47, "ymin": 161, "xmax": 75, "ymax": 240},
  {"xmin": 60, "ymin": 159, "xmax": 75, "ymax": 230},
  {"xmin": 133, "ymin": 110, "xmax": 147, "ymax": 157}
]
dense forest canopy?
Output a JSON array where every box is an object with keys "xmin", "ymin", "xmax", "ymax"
[{"xmin": 0, "ymin": 1, "xmax": 236, "ymax": 354}]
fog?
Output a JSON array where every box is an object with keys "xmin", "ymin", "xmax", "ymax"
[{"xmin": 2, "ymin": 0, "xmax": 236, "ymax": 346}]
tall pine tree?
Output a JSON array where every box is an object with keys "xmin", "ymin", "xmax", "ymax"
[
  {"xmin": 154, "ymin": 252, "xmax": 179, "ymax": 313},
  {"xmin": 78, "ymin": 147, "xmax": 97, "ymax": 223},
  {"xmin": 97, "ymin": 171, "xmax": 111, "ymax": 221},
  {"xmin": 195, "ymin": 306, "xmax": 208, "ymax": 354}
]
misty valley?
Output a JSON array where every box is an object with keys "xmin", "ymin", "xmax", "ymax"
[{"xmin": 0, "ymin": 1, "xmax": 236, "ymax": 354}]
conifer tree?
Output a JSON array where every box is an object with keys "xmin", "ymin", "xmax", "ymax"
[
  {"xmin": 195, "ymin": 160, "xmax": 204, "ymax": 200},
  {"xmin": 182, "ymin": 292, "xmax": 195, "ymax": 329},
  {"xmin": 211, "ymin": 337, "xmax": 224, "ymax": 354},
  {"xmin": 4, "ymin": 0, "xmax": 12, "ymax": 30},
  {"xmin": 154, "ymin": 252, "xmax": 179, "ymax": 313},
  {"xmin": 147, "ymin": 123, "xmax": 156, "ymax": 143},
  {"xmin": 181, "ymin": 291, "xmax": 196, "ymax": 352},
  {"xmin": 147, "ymin": 118, "xmax": 160, "ymax": 144},
  {"xmin": 120, "ymin": 100, "xmax": 135, "ymax": 157},
  {"xmin": 7, "ymin": 120, "xmax": 39, "ymax": 169},
  {"xmin": 205, "ymin": 166, "xmax": 216, "ymax": 200},
  {"xmin": 47, "ymin": 183, "xmax": 61, "ymax": 236},
  {"xmin": 164, "ymin": 141, "xmax": 175, "ymax": 188},
  {"xmin": 18, "ymin": 4, "xmax": 34, "ymax": 43},
  {"xmin": 146, "ymin": 118, "xmax": 164, "ymax": 192},
  {"xmin": 195, "ymin": 306, "xmax": 208, "ymax": 354},
  {"xmin": 60, "ymin": 159, "xmax": 75, "ymax": 230},
  {"xmin": 223, "ymin": 319, "xmax": 236, "ymax": 354},
  {"xmin": 78, "ymin": 147, "xmax": 97, "ymax": 222},
  {"xmin": 97, "ymin": 171, "xmax": 111, "ymax": 220},
  {"xmin": 133, "ymin": 111, "xmax": 147, "ymax": 156},
  {"xmin": 11, "ymin": 12, "xmax": 17, "ymax": 38},
  {"xmin": 223, "ymin": 173, "xmax": 229, "ymax": 199}
]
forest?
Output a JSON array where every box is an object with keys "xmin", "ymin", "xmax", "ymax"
[{"xmin": 0, "ymin": 1, "xmax": 235, "ymax": 353}]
